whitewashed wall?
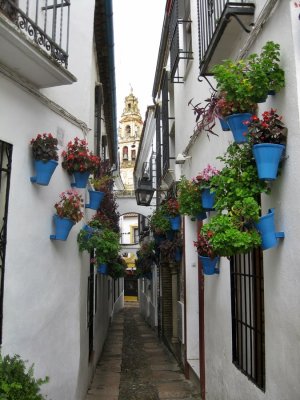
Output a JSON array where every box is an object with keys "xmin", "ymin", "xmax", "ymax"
[
  {"xmin": 173, "ymin": 0, "xmax": 300, "ymax": 399},
  {"xmin": 0, "ymin": 1, "xmax": 122, "ymax": 399}
]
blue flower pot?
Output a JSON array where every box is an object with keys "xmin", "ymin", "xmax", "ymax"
[
  {"xmin": 97, "ymin": 263, "xmax": 108, "ymax": 275},
  {"xmin": 255, "ymin": 208, "xmax": 284, "ymax": 250},
  {"xmin": 219, "ymin": 117, "xmax": 230, "ymax": 131},
  {"xmin": 199, "ymin": 256, "xmax": 220, "ymax": 275},
  {"xmin": 201, "ymin": 189, "xmax": 216, "ymax": 211},
  {"xmin": 82, "ymin": 224, "xmax": 96, "ymax": 240},
  {"xmin": 71, "ymin": 171, "xmax": 90, "ymax": 188},
  {"xmin": 50, "ymin": 215, "xmax": 75, "ymax": 241},
  {"xmin": 252, "ymin": 144, "xmax": 285, "ymax": 181},
  {"xmin": 30, "ymin": 160, "xmax": 58, "ymax": 186},
  {"xmin": 226, "ymin": 113, "xmax": 252, "ymax": 144},
  {"xmin": 86, "ymin": 190, "xmax": 105, "ymax": 210},
  {"xmin": 169, "ymin": 215, "xmax": 181, "ymax": 231}
]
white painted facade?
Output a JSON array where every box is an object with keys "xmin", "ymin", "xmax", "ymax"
[
  {"xmin": 0, "ymin": 2, "xmax": 122, "ymax": 400},
  {"xmin": 138, "ymin": 0, "xmax": 300, "ymax": 399}
]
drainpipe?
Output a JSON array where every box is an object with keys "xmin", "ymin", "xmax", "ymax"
[
  {"xmin": 169, "ymin": 261, "xmax": 179, "ymax": 343},
  {"xmin": 104, "ymin": 0, "xmax": 118, "ymax": 168}
]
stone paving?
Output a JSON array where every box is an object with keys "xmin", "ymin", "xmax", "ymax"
[{"xmin": 85, "ymin": 303, "xmax": 200, "ymax": 400}]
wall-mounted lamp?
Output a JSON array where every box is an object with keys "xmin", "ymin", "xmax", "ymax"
[
  {"xmin": 175, "ymin": 153, "xmax": 192, "ymax": 164},
  {"xmin": 135, "ymin": 179, "xmax": 155, "ymax": 206}
]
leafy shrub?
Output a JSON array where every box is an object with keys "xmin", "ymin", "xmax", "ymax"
[{"xmin": 0, "ymin": 354, "xmax": 49, "ymax": 400}]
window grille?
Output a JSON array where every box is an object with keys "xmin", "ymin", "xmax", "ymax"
[
  {"xmin": 230, "ymin": 249, "xmax": 265, "ymax": 390},
  {"xmin": 0, "ymin": 140, "xmax": 13, "ymax": 344},
  {"xmin": 169, "ymin": 0, "xmax": 193, "ymax": 83},
  {"xmin": 155, "ymin": 104, "xmax": 162, "ymax": 188},
  {"xmin": 161, "ymin": 70, "xmax": 170, "ymax": 177}
]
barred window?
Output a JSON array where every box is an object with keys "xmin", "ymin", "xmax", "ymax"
[
  {"xmin": 231, "ymin": 249, "xmax": 265, "ymax": 390},
  {"xmin": 0, "ymin": 140, "xmax": 13, "ymax": 344}
]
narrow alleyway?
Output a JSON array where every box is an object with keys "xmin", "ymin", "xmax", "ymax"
[{"xmin": 85, "ymin": 303, "xmax": 200, "ymax": 400}]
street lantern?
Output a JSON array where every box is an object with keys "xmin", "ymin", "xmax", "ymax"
[{"xmin": 135, "ymin": 179, "xmax": 155, "ymax": 206}]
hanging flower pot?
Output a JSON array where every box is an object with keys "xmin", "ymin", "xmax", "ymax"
[
  {"xmin": 81, "ymin": 224, "xmax": 96, "ymax": 240},
  {"xmin": 201, "ymin": 188, "xmax": 216, "ymax": 211},
  {"xmin": 30, "ymin": 160, "xmax": 58, "ymax": 186},
  {"xmin": 71, "ymin": 171, "xmax": 90, "ymax": 188},
  {"xmin": 218, "ymin": 117, "xmax": 230, "ymax": 131},
  {"xmin": 50, "ymin": 215, "xmax": 75, "ymax": 241},
  {"xmin": 199, "ymin": 256, "xmax": 220, "ymax": 275},
  {"xmin": 252, "ymin": 144, "xmax": 285, "ymax": 181},
  {"xmin": 86, "ymin": 190, "xmax": 105, "ymax": 210},
  {"xmin": 256, "ymin": 208, "xmax": 284, "ymax": 250},
  {"xmin": 226, "ymin": 113, "xmax": 252, "ymax": 144},
  {"xmin": 97, "ymin": 263, "xmax": 108, "ymax": 275},
  {"xmin": 169, "ymin": 215, "xmax": 181, "ymax": 231}
]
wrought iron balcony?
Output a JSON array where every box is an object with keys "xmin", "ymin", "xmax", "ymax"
[
  {"xmin": 0, "ymin": 0, "xmax": 76, "ymax": 87},
  {"xmin": 197, "ymin": 0, "xmax": 255, "ymax": 75}
]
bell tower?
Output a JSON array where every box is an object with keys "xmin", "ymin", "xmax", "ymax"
[{"xmin": 118, "ymin": 90, "xmax": 143, "ymax": 190}]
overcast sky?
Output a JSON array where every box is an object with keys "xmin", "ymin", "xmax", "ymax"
[{"xmin": 113, "ymin": 0, "xmax": 166, "ymax": 124}]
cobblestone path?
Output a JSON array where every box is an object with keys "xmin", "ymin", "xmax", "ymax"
[{"xmin": 85, "ymin": 304, "xmax": 200, "ymax": 400}]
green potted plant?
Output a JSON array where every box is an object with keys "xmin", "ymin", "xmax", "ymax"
[
  {"xmin": 177, "ymin": 176, "xmax": 206, "ymax": 220},
  {"xmin": 30, "ymin": 133, "xmax": 58, "ymax": 185},
  {"xmin": 77, "ymin": 227, "xmax": 121, "ymax": 274},
  {"xmin": 212, "ymin": 41, "xmax": 284, "ymax": 143},
  {"xmin": 193, "ymin": 231, "xmax": 219, "ymax": 275},
  {"xmin": 246, "ymin": 109, "xmax": 287, "ymax": 180},
  {"xmin": 205, "ymin": 143, "xmax": 269, "ymax": 255},
  {"xmin": 50, "ymin": 189, "xmax": 84, "ymax": 241},
  {"xmin": 61, "ymin": 137, "xmax": 100, "ymax": 188},
  {"xmin": 247, "ymin": 41, "xmax": 285, "ymax": 98},
  {"xmin": 150, "ymin": 208, "xmax": 171, "ymax": 237},
  {"xmin": 0, "ymin": 353, "xmax": 49, "ymax": 400},
  {"xmin": 194, "ymin": 164, "xmax": 220, "ymax": 210},
  {"xmin": 200, "ymin": 198, "xmax": 262, "ymax": 258},
  {"xmin": 135, "ymin": 240, "xmax": 157, "ymax": 279},
  {"xmin": 108, "ymin": 256, "xmax": 127, "ymax": 279},
  {"xmin": 211, "ymin": 143, "xmax": 269, "ymax": 211}
]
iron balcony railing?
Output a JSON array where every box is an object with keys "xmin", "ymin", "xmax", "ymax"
[
  {"xmin": 0, "ymin": 0, "xmax": 70, "ymax": 68},
  {"xmin": 197, "ymin": 0, "xmax": 255, "ymax": 74}
]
